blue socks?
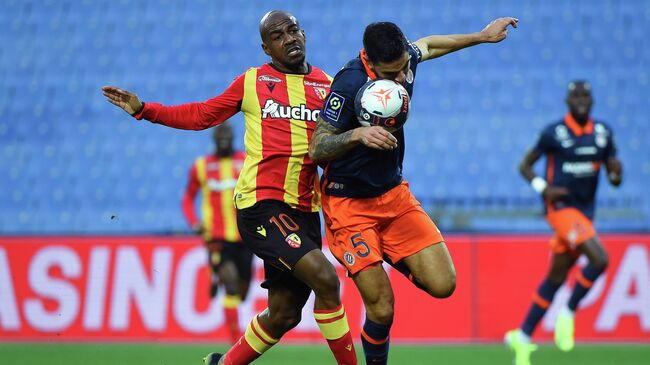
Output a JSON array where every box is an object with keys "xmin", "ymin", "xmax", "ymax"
[
  {"xmin": 521, "ymin": 279, "xmax": 562, "ymax": 336},
  {"xmin": 568, "ymin": 263, "xmax": 604, "ymax": 311},
  {"xmin": 361, "ymin": 318, "xmax": 392, "ymax": 365}
]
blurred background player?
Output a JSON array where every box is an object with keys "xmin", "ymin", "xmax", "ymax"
[
  {"xmin": 309, "ymin": 18, "xmax": 517, "ymax": 364},
  {"xmin": 182, "ymin": 122, "xmax": 252, "ymax": 344},
  {"xmin": 102, "ymin": 10, "xmax": 357, "ymax": 365},
  {"xmin": 505, "ymin": 80, "xmax": 623, "ymax": 365}
]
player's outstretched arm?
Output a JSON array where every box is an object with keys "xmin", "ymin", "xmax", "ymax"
[
  {"xmin": 102, "ymin": 86, "xmax": 144, "ymax": 116},
  {"xmin": 606, "ymin": 156, "xmax": 623, "ymax": 186},
  {"xmin": 414, "ymin": 17, "xmax": 518, "ymax": 62},
  {"xmin": 101, "ymin": 75, "xmax": 243, "ymax": 130},
  {"xmin": 308, "ymin": 117, "xmax": 397, "ymax": 163}
]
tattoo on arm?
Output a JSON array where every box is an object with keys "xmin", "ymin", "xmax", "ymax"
[{"xmin": 309, "ymin": 120, "xmax": 357, "ymax": 163}]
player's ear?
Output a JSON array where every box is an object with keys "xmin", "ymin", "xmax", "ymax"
[
  {"xmin": 361, "ymin": 52, "xmax": 374, "ymax": 69},
  {"xmin": 261, "ymin": 42, "xmax": 271, "ymax": 57}
]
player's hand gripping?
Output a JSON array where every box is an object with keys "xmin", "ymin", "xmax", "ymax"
[
  {"xmin": 480, "ymin": 17, "xmax": 518, "ymax": 43},
  {"xmin": 352, "ymin": 126, "xmax": 398, "ymax": 151},
  {"xmin": 102, "ymin": 86, "xmax": 144, "ymax": 116},
  {"xmin": 542, "ymin": 185, "xmax": 569, "ymax": 203}
]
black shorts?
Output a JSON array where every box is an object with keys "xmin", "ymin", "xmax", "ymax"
[
  {"xmin": 206, "ymin": 240, "xmax": 254, "ymax": 283},
  {"xmin": 237, "ymin": 200, "xmax": 322, "ymax": 289}
]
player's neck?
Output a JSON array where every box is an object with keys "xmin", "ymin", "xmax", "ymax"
[
  {"xmin": 571, "ymin": 112, "xmax": 589, "ymax": 126},
  {"xmin": 215, "ymin": 150, "xmax": 233, "ymax": 158},
  {"xmin": 269, "ymin": 61, "xmax": 310, "ymax": 75}
]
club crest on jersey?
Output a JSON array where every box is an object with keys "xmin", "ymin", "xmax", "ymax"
[
  {"xmin": 343, "ymin": 252, "xmax": 355, "ymax": 266},
  {"xmin": 314, "ymin": 87, "xmax": 328, "ymax": 100},
  {"xmin": 285, "ymin": 233, "xmax": 302, "ymax": 248}
]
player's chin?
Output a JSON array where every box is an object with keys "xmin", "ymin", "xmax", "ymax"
[{"xmin": 284, "ymin": 52, "xmax": 305, "ymax": 65}]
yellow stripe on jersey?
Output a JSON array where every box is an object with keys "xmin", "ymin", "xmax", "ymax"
[
  {"xmin": 219, "ymin": 157, "xmax": 238, "ymax": 241},
  {"xmin": 283, "ymin": 74, "xmax": 309, "ymax": 207},
  {"xmin": 235, "ymin": 67, "xmax": 262, "ymax": 210},
  {"xmin": 309, "ymin": 72, "xmax": 332, "ymax": 212},
  {"xmin": 195, "ymin": 157, "xmax": 213, "ymax": 241}
]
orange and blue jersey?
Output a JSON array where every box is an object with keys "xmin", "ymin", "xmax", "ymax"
[
  {"xmin": 182, "ymin": 152, "xmax": 245, "ymax": 242},
  {"xmin": 319, "ymin": 42, "xmax": 422, "ymax": 198},
  {"xmin": 136, "ymin": 63, "xmax": 332, "ymax": 212},
  {"xmin": 533, "ymin": 113, "xmax": 618, "ymax": 219}
]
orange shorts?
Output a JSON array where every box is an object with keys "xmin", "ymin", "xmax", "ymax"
[
  {"xmin": 545, "ymin": 207, "xmax": 596, "ymax": 255},
  {"xmin": 321, "ymin": 181, "xmax": 444, "ymax": 274}
]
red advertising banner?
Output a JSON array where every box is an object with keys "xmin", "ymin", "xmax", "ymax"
[{"xmin": 0, "ymin": 235, "xmax": 648, "ymax": 342}]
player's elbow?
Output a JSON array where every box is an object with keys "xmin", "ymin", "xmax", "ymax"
[
  {"xmin": 518, "ymin": 160, "xmax": 531, "ymax": 179},
  {"xmin": 308, "ymin": 143, "xmax": 323, "ymax": 164}
]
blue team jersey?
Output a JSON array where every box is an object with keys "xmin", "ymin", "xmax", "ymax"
[
  {"xmin": 319, "ymin": 43, "xmax": 423, "ymax": 198},
  {"xmin": 534, "ymin": 114, "xmax": 618, "ymax": 219}
]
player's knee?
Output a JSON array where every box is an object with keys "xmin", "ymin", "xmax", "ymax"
[
  {"xmin": 366, "ymin": 301, "xmax": 394, "ymax": 324},
  {"xmin": 269, "ymin": 310, "xmax": 302, "ymax": 333},
  {"xmin": 311, "ymin": 266, "xmax": 340, "ymax": 297},
  {"xmin": 222, "ymin": 279, "xmax": 241, "ymax": 295},
  {"xmin": 424, "ymin": 271, "xmax": 456, "ymax": 298},
  {"xmin": 591, "ymin": 253, "xmax": 609, "ymax": 273}
]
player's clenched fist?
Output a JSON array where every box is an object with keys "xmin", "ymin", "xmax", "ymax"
[
  {"xmin": 102, "ymin": 86, "xmax": 144, "ymax": 116},
  {"xmin": 352, "ymin": 125, "xmax": 398, "ymax": 150}
]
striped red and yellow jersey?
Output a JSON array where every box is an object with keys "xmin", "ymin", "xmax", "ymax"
[
  {"xmin": 136, "ymin": 63, "xmax": 332, "ymax": 212},
  {"xmin": 182, "ymin": 152, "xmax": 245, "ymax": 242}
]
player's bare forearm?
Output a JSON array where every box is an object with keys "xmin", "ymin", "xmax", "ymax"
[
  {"xmin": 309, "ymin": 120, "xmax": 357, "ymax": 163},
  {"xmin": 518, "ymin": 150, "xmax": 541, "ymax": 182},
  {"xmin": 415, "ymin": 17, "xmax": 518, "ymax": 62},
  {"xmin": 606, "ymin": 157, "xmax": 623, "ymax": 186},
  {"xmin": 414, "ymin": 33, "xmax": 483, "ymax": 61}
]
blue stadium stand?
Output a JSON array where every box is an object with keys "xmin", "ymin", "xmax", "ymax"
[{"xmin": 0, "ymin": 0, "xmax": 648, "ymax": 234}]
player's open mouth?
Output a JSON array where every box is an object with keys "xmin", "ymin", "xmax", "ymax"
[{"xmin": 286, "ymin": 46, "xmax": 302, "ymax": 57}]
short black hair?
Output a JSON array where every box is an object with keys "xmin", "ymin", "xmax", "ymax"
[
  {"xmin": 567, "ymin": 80, "xmax": 592, "ymax": 93},
  {"xmin": 363, "ymin": 22, "xmax": 408, "ymax": 64}
]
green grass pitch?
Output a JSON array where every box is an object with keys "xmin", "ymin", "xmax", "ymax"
[{"xmin": 0, "ymin": 342, "xmax": 648, "ymax": 365}]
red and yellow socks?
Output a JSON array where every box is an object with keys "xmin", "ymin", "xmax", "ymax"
[
  {"xmin": 223, "ymin": 294, "xmax": 242, "ymax": 344},
  {"xmin": 314, "ymin": 304, "xmax": 358, "ymax": 365},
  {"xmin": 223, "ymin": 314, "xmax": 278, "ymax": 365}
]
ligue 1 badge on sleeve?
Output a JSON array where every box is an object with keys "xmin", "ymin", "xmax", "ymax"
[{"xmin": 324, "ymin": 92, "xmax": 345, "ymax": 121}]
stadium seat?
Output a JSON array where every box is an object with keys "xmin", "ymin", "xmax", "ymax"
[{"xmin": 0, "ymin": 0, "xmax": 647, "ymax": 234}]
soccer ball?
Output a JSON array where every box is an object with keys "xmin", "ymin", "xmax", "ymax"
[{"xmin": 354, "ymin": 79, "xmax": 410, "ymax": 131}]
